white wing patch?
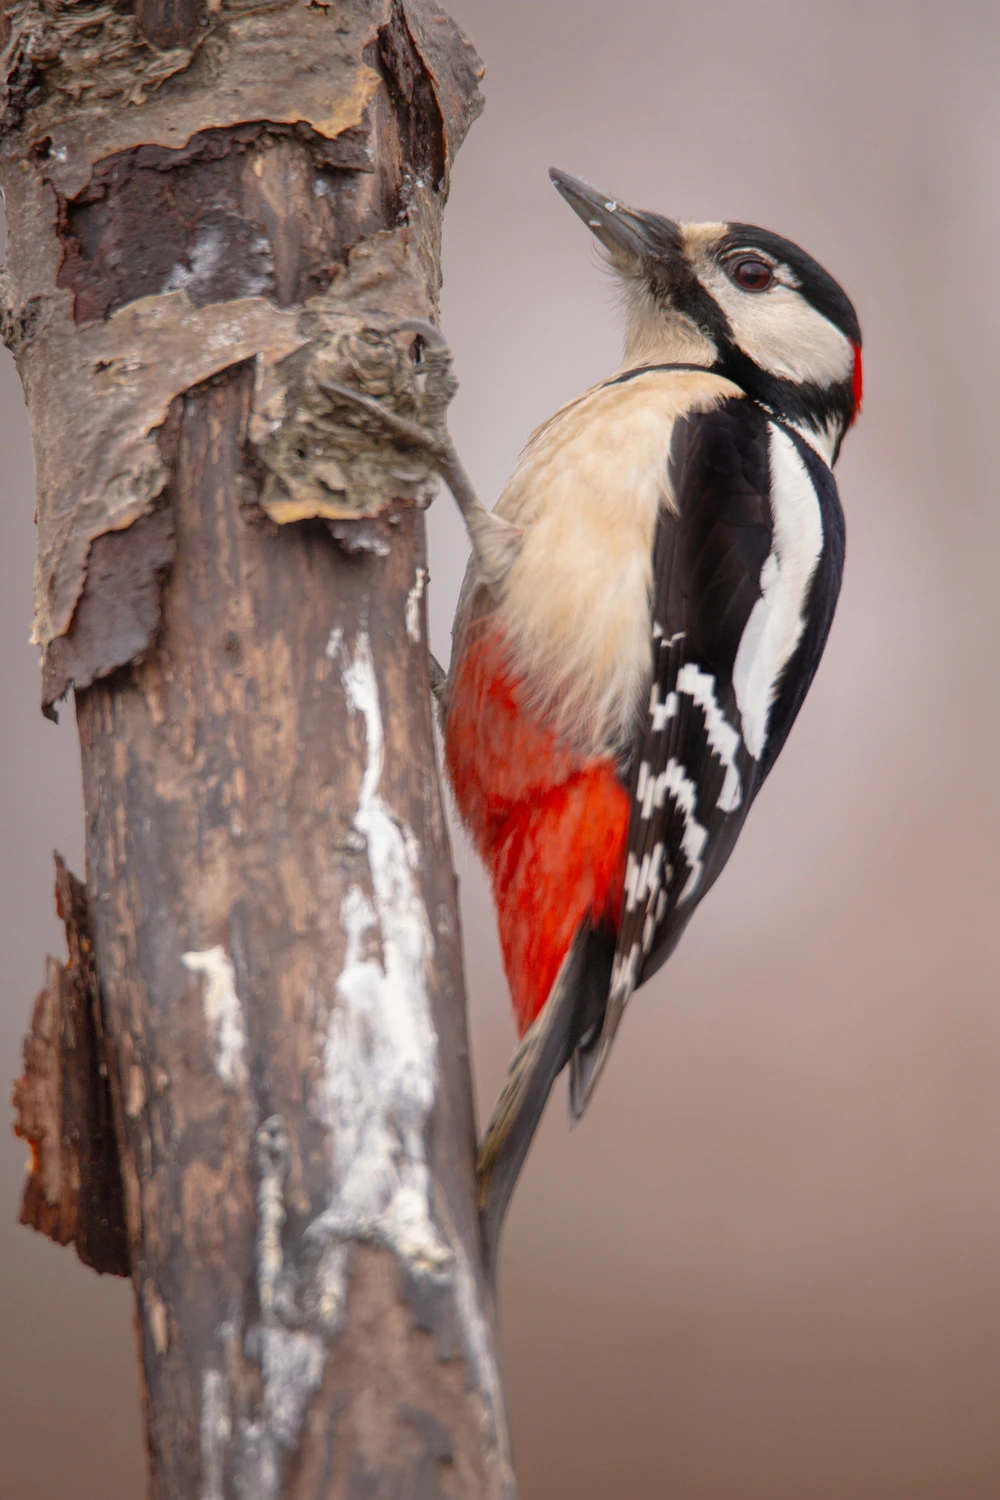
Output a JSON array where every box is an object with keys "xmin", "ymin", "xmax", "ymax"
[
  {"xmin": 733, "ymin": 424, "xmax": 824, "ymax": 759},
  {"xmin": 661, "ymin": 759, "xmax": 709, "ymax": 902},
  {"xmin": 648, "ymin": 681, "xmax": 678, "ymax": 733},
  {"xmin": 675, "ymin": 663, "xmax": 743, "ymax": 813}
]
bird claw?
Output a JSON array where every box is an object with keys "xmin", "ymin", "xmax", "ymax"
[
  {"xmin": 318, "ymin": 319, "xmax": 455, "ymax": 460},
  {"xmin": 317, "ymin": 377, "xmax": 446, "ymax": 459},
  {"xmin": 323, "ymin": 320, "xmax": 520, "ymax": 592},
  {"xmin": 392, "ymin": 318, "xmax": 450, "ymax": 351}
]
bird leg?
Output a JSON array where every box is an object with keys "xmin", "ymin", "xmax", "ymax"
[{"xmin": 319, "ymin": 321, "xmax": 521, "ymax": 592}]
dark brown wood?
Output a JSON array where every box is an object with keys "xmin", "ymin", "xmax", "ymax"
[
  {"xmin": 42, "ymin": 508, "xmax": 176, "ymax": 714},
  {"xmin": 133, "ymin": 0, "xmax": 205, "ymax": 52},
  {"xmin": 2, "ymin": 2, "xmax": 511, "ymax": 1496},
  {"xmin": 13, "ymin": 855, "xmax": 129, "ymax": 1276}
]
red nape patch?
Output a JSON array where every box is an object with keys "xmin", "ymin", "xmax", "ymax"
[
  {"xmin": 445, "ymin": 626, "xmax": 629, "ymax": 1034},
  {"xmin": 850, "ymin": 342, "xmax": 863, "ymax": 419}
]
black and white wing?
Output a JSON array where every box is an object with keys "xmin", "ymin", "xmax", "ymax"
[{"xmin": 570, "ymin": 397, "xmax": 845, "ymax": 1113}]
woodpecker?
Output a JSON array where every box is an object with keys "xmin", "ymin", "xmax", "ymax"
[
  {"xmin": 323, "ymin": 170, "xmax": 862, "ymax": 1273},
  {"xmin": 440, "ymin": 170, "xmax": 861, "ymax": 1268}
]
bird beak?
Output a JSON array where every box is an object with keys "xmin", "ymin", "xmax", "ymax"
[{"xmin": 549, "ymin": 168, "xmax": 680, "ymax": 262}]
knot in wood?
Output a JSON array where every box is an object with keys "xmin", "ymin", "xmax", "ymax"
[{"xmin": 254, "ymin": 320, "xmax": 451, "ymax": 525}]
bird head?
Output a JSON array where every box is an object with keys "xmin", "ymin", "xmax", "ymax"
[{"xmin": 550, "ymin": 168, "xmax": 862, "ymax": 464}]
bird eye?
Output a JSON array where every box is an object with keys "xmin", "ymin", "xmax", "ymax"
[{"xmin": 729, "ymin": 257, "xmax": 774, "ymax": 292}]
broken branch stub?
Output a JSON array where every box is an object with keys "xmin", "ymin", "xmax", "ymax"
[
  {"xmin": 4, "ymin": 2, "xmax": 514, "ymax": 1496},
  {"xmin": 250, "ymin": 318, "xmax": 446, "ymax": 526}
]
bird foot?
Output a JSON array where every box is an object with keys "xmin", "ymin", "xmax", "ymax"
[
  {"xmin": 321, "ymin": 321, "xmax": 521, "ymax": 592},
  {"xmin": 318, "ymin": 320, "xmax": 454, "ymax": 468}
]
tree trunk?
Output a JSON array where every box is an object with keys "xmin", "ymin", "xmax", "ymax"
[{"xmin": 1, "ymin": 2, "xmax": 514, "ymax": 1495}]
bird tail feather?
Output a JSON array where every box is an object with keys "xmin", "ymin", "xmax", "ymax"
[{"xmin": 477, "ymin": 927, "xmax": 614, "ymax": 1279}]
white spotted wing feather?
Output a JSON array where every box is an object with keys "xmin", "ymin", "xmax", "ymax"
[{"xmin": 571, "ymin": 397, "xmax": 840, "ymax": 1114}]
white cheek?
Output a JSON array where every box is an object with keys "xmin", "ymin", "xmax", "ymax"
[{"xmin": 703, "ymin": 272, "xmax": 854, "ymax": 388}]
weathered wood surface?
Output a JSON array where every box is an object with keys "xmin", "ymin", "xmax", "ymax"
[
  {"xmin": 2, "ymin": 2, "xmax": 513, "ymax": 1495},
  {"xmin": 13, "ymin": 854, "xmax": 129, "ymax": 1276}
]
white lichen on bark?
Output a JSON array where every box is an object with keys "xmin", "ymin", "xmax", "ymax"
[
  {"xmin": 311, "ymin": 629, "xmax": 451, "ymax": 1280},
  {"xmin": 199, "ymin": 1369, "xmax": 230, "ymax": 1500},
  {"xmin": 182, "ymin": 945, "xmax": 248, "ymax": 1090},
  {"xmin": 405, "ymin": 564, "xmax": 427, "ymax": 642}
]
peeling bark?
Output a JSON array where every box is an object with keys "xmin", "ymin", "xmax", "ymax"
[
  {"xmin": 13, "ymin": 854, "xmax": 129, "ymax": 1276},
  {"xmin": 3, "ymin": 3, "xmax": 512, "ymax": 1496},
  {"xmin": 1, "ymin": 0, "xmax": 480, "ymax": 709},
  {"xmin": 41, "ymin": 506, "xmax": 176, "ymax": 717}
]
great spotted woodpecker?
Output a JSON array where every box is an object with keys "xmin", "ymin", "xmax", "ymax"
[
  {"xmin": 325, "ymin": 170, "xmax": 861, "ymax": 1271},
  {"xmin": 442, "ymin": 171, "xmax": 861, "ymax": 1266}
]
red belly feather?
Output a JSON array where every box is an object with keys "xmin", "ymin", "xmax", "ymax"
[{"xmin": 445, "ymin": 626, "xmax": 629, "ymax": 1034}]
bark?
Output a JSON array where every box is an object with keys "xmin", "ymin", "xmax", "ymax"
[
  {"xmin": 2, "ymin": 3, "xmax": 514, "ymax": 1496},
  {"xmin": 13, "ymin": 853, "xmax": 129, "ymax": 1276}
]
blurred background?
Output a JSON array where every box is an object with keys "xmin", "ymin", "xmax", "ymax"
[{"xmin": 3, "ymin": 1, "xmax": 999, "ymax": 1495}]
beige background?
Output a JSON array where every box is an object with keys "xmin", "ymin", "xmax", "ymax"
[{"xmin": 3, "ymin": 1, "xmax": 999, "ymax": 1494}]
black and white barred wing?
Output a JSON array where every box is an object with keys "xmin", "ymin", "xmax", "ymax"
[{"xmin": 571, "ymin": 397, "xmax": 843, "ymax": 1115}]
